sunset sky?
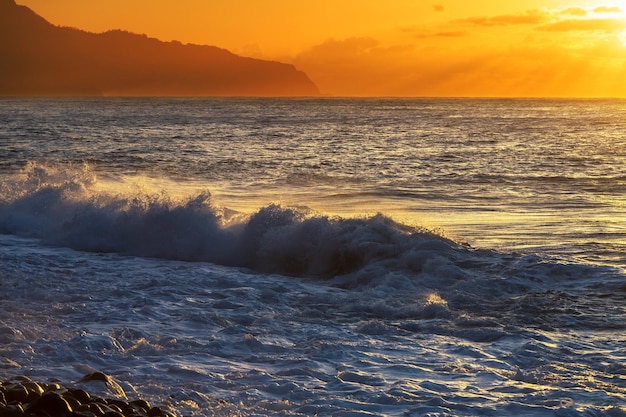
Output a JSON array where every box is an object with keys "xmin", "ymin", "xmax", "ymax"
[{"xmin": 16, "ymin": 0, "xmax": 626, "ymax": 97}]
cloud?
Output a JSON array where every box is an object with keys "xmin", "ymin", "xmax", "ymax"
[
  {"xmin": 559, "ymin": 7, "xmax": 587, "ymax": 17},
  {"xmin": 291, "ymin": 5, "xmax": 626, "ymax": 97},
  {"xmin": 432, "ymin": 31, "xmax": 468, "ymax": 38},
  {"xmin": 293, "ymin": 34, "xmax": 626, "ymax": 97},
  {"xmin": 402, "ymin": 26, "xmax": 469, "ymax": 38},
  {"xmin": 293, "ymin": 37, "xmax": 418, "ymax": 95},
  {"xmin": 557, "ymin": 5, "xmax": 623, "ymax": 16},
  {"xmin": 455, "ymin": 10, "xmax": 550, "ymax": 26},
  {"xmin": 451, "ymin": 6, "xmax": 626, "ymax": 35},
  {"xmin": 539, "ymin": 18, "xmax": 626, "ymax": 32},
  {"xmin": 593, "ymin": 6, "xmax": 623, "ymax": 13},
  {"xmin": 296, "ymin": 37, "xmax": 380, "ymax": 62},
  {"xmin": 433, "ymin": 5, "xmax": 445, "ymax": 12}
]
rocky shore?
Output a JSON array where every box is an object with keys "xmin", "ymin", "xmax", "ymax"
[{"xmin": 0, "ymin": 374, "xmax": 175, "ymax": 417}]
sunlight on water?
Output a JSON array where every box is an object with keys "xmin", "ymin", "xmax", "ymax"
[{"xmin": 424, "ymin": 293, "xmax": 447, "ymax": 306}]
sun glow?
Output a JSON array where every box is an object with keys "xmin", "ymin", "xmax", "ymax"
[{"xmin": 9, "ymin": 0, "xmax": 626, "ymax": 97}]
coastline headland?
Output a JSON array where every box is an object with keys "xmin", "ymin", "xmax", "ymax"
[{"xmin": 0, "ymin": 0, "xmax": 319, "ymax": 97}]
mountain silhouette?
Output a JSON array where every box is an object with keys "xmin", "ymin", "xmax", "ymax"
[{"xmin": 0, "ymin": 0, "xmax": 319, "ymax": 96}]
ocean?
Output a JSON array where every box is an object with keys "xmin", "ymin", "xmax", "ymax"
[{"xmin": 0, "ymin": 97, "xmax": 625, "ymax": 416}]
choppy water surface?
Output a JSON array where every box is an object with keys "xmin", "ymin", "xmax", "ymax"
[{"xmin": 0, "ymin": 98, "xmax": 625, "ymax": 416}]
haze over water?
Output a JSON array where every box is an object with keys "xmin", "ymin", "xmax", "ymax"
[{"xmin": 0, "ymin": 98, "xmax": 625, "ymax": 416}]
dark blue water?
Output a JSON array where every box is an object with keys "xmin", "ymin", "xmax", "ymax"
[{"xmin": 0, "ymin": 98, "xmax": 625, "ymax": 416}]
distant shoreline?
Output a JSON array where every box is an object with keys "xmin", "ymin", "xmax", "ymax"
[{"xmin": 1, "ymin": 1, "xmax": 319, "ymax": 97}]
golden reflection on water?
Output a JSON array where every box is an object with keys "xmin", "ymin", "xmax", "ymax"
[{"xmin": 90, "ymin": 169, "xmax": 626, "ymax": 269}]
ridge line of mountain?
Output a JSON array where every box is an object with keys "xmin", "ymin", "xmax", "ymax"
[{"xmin": 0, "ymin": 0, "xmax": 320, "ymax": 97}]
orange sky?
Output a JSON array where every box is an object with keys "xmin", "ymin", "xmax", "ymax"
[{"xmin": 16, "ymin": 0, "xmax": 626, "ymax": 97}]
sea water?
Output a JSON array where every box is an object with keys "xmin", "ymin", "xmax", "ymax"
[{"xmin": 0, "ymin": 98, "xmax": 625, "ymax": 416}]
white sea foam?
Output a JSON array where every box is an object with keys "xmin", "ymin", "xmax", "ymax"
[
  {"xmin": 0, "ymin": 231, "xmax": 624, "ymax": 416},
  {"xmin": 1, "ymin": 98, "xmax": 626, "ymax": 416},
  {"xmin": 0, "ymin": 164, "xmax": 459, "ymax": 278},
  {"xmin": 1, "ymin": 164, "xmax": 625, "ymax": 416}
]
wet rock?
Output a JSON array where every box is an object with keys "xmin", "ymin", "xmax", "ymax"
[
  {"xmin": 0, "ymin": 403, "xmax": 25, "ymax": 417},
  {"xmin": 148, "ymin": 406, "xmax": 164, "ymax": 416},
  {"xmin": 78, "ymin": 372, "xmax": 126, "ymax": 398},
  {"xmin": 68, "ymin": 388, "xmax": 91, "ymax": 405},
  {"xmin": 26, "ymin": 392, "xmax": 73, "ymax": 416},
  {"xmin": 129, "ymin": 399, "xmax": 150, "ymax": 414},
  {"xmin": 5, "ymin": 383, "xmax": 30, "ymax": 403},
  {"xmin": 44, "ymin": 383, "xmax": 63, "ymax": 392},
  {"xmin": 0, "ymin": 378, "xmax": 175, "ymax": 417},
  {"xmin": 78, "ymin": 373, "xmax": 109, "ymax": 383}
]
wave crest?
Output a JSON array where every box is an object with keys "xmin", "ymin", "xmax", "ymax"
[{"xmin": 0, "ymin": 164, "xmax": 463, "ymax": 279}]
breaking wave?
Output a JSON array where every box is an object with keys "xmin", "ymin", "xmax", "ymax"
[
  {"xmin": 0, "ymin": 164, "xmax": 462, "ymax": 277},
  {"xmin": 1, "ymin": 164, "xmax": 623, "ymax": 303}
]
